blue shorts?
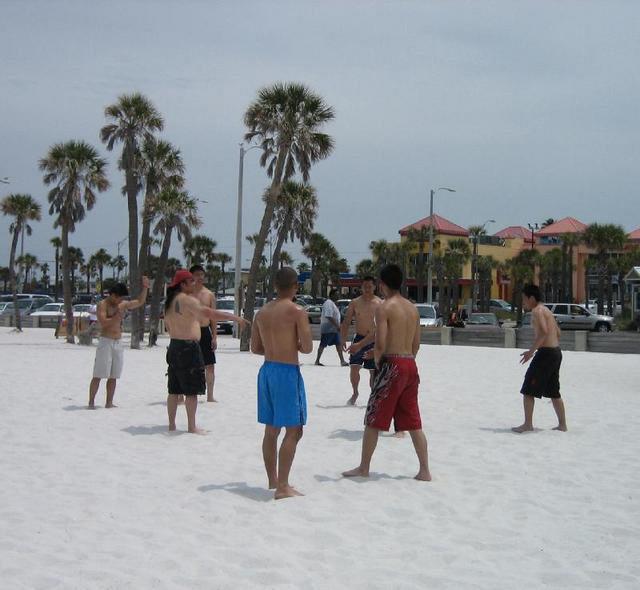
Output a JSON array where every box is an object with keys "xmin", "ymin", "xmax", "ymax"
[
  {"xmin": 257, "ymin": 361, "xmax": 307, "ymax": 428},
  {"xmin": 320, "ymin": 332, "xmax": 341, "ymax": 347},
  {"xmin": 349, "ymin": 334, "xmax": 376, "ymax": 370}
]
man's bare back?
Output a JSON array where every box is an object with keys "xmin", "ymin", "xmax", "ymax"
[
  {"xmin": 252, "ymin": 299, "xmax": 312, "ymax": 364},
  {"xmin": 165, "ymin": 293, "xmax": 202, "ymax": 341}
]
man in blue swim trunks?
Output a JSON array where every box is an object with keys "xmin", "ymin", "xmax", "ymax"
[
  {"xmin": 314, "ymin": 290, "xmax": 348, "ymax": 367},
  {"xmin": 251, "ymin": 267, "xmax": 313, "ymax": 500},
  {"xmin": 341, "ymin": 276, "xmax": 382, "ymax": 405}
]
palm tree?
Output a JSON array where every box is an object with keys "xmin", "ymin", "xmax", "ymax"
[
  {"xmin": 267, "ymin": 181, "xmax": 318, "ymax": 299},
  {"xmin": 355, "ymin": 258, "xmax": 376, "ymax": 278},
  {"xmin": 297, "ymin": 261, "xmax": 310, "ymax": 274},
  {"xmin": 40, "ymin": 140, "xmax": 109, "ymax": 343},
  {"xmin": 50, "ymin": 237, "xmax": 62, "ymax": 300},
  {"xmin": 541, "ymin": 218, "xmax": 555, "ymax": 228},
  {"xmin": 406, "ymin": 228, "xmax": 430, "ymax": 302},
  {"xmin": 241, "ymin": 83, "xmax": 335, "ymax": 350},
  {"xmin": 183, "ymin": 234, "xmax": 217, "ymax": 268},
  {"xmin": 444, "ymin": 238, "xmax": 471, "ymax": 312},
  {"xmin": 279, "ymin": 251, "xmax": 294, "ymax": 269},
  {"xmin": 476, "ymin": 255, "xmax": 497, "ymax": 312},
  {"xmin": 91, "ymin": 248, "xmax": 111, "ymax": 294},
  {"xmin": 302, "ymin": 232, "xmax": 333, "ymax": 298},
  {"xmin": 506, "ymin": 249, "xmax": 539, "ymax": 322},
  {"xmin": 0, "ymin": 267, "xmax": 9, "ymax": 292},
  {"xmin": 216, "ymin": 252, "xmax": 233, "ymax": 294},
  {"xmin": 16, "ymin": 253, "xmax": 38, "ymax": 288},
  {"xmin": 539, "ymin": 249, "xmax": 563, "ymax": 302},
  {"xmin": 560, "ymin": 232, "xmax": 581, "ymax": 303},
  {"xmin": 40, "ymin": 262, "xmax": 50, "ymax": 290},
  {"xmin": 83, "ymin": 256, "xmax": 97, "ymax": 294},
  {"xmin": 1, "ymin": 194, "xmax": 42, "ymax": 331},
  {"xmin": 582, "ymin": 223, "xmax": 627, "ymax": 314},
  {"xmin": 68, "ymin": 247, "xmax": 84, "ymax": 295},
  {"xmin": 148, "ymin": 188, "xmax": 201, "ymax": 345},
  {"xmin": 101, "ymin": 92, "xmax": 163, "ymax": 349},
  {"xmin": 110, "ymin": 254, "xmax": 127, "ymax": 280}
]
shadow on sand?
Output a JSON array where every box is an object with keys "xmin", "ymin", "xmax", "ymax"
[
  {"xmin": 315, "ymin": 472, "xmax": 411, "ymax": 483},
  {"xmin": 328, "ymin": 429, "xmax": 363, "ymax": 442},
  {"xmin": 198, "ymin": 481, "xmax": 273, "ymax": 503},
  {"xmin": 316, "ymin": 403, "xmax": 364, "ymax": 410},
  {"xmin": 478, "ymin": 427, "xmax": 540, "ymax": 434},
  {"xmin": 147, "ymin": 402, "xmax": 166, "ymax": 407},
  {"xmin": 121, "ymin": 424, "xmax": 181, "ymax": 436},
  {"xmin": 63, "ymin": 405, "xmax": 91, "ymax": 411}
]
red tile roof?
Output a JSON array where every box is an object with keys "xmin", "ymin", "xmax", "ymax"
[
  {"xmin": 536, "ymin": 217, "xmax": 587, "ymax": 235},
  {"xmin": 399, "ymin": 214, "xmax": 469, "ymax": 237},
  {"xmin": 628, "ymin": 227, "xmax": 640, "ymax": 241},
  {"xmin": 494, "ymin": 226, "xmax": 534, "ymax": 243}
]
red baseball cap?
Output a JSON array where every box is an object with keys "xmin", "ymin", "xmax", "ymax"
[{"xmin": 168, "ymin": 269, "xmax": 194, "ymax": 288}]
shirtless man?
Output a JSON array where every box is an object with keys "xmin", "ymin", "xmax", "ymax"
[
  {"xmin": 343, "ymin": 264, "xmax": 431, "ymax": 481},
  {"xmin": 190, "ymin": 264, "xmax": 218, "ymax": 402},
  {"xmin": 512, "ymin": 284, "xmax": 568, "ymax": 433},
  {"xmin": 88, "ymin": 277, "xmax": 149, "ymax": 409},
  {"xmin": 251, "ymin": 267, "xmax": 313, "ymax": 500},
  {"xmin": 164, "ymin": 269, "xmax": 248, "ymax": 434},
  {"xmin": 340, "ymin": 276, "xmax": 382, "ymax": 405}
]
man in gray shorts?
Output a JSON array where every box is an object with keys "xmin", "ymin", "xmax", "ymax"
[{"xmin": 88, "ymin": 277, "xmax": 149, "ymax": 409}]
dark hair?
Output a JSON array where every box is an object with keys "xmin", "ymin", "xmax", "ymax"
[
  {"xmin": 329, "ymin": 289, "xmax": 339, "ymax": 300},
  {"xmin": 379, "ymin": 264, "xmax": 403, "ymax": 291},
  {"xmin": 164, "ymin": 285, "xmax": 180, "ymax": 313},
  {"xmin": 275, "ymin": 267, "xmax": 298, "ymax": 291},
  {"xmin": 362, "ymin": 275, "xmax": 375, "ymax": 283},
  {"xmin": 522, "ymin": 284, "xmax": 542, "ymax": 301},
  {"xmin": 190, "ymin": 264, "xmax": 205, "ymax": 274},
  {"xmin": 109, "ymin": 283, "xmax": 129, "ymax": 297}
]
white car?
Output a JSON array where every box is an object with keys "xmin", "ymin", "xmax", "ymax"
[
  {"xmin": 30, "ymin": 303, "xmax": 65, "ymax": 317},
  {"xmin": 416, "ymin": 304, "xmax": 442, "ymax": 327}
]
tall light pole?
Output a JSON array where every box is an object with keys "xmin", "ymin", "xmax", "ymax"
[
  {"xmin": 527, "ymin": 222, "xmax": 539, "ymax": 250},
  {"xmin": 472, "ymin": 218, "xmax": 495, "ymax": 309},
  {"xmin": 427, "ymin": 187, "xmax": 456, "ymax": 305},
  {"xmin": 234, "ymin": 143, "xmax": 260, "ymax": 336}
]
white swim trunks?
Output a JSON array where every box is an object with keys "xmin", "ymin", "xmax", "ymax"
[{"xmin": 92, "ymin": 337, "xmax": 124, "ymax": 379}]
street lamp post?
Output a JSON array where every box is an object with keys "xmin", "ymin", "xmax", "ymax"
[
  {"xmin": 427, "ymin": 187, "xmax": 456, "ymax": 305},
  {"xmin": 472, "ymin": 219, "xmax": 495, "ymax": 310},
  {"xmin": 234, "ymin": 143, "xmax": 260, "ymax": 337},
  {"xmin": 527, "ymin": 223, "xmax": 539, "ymax": 249}
]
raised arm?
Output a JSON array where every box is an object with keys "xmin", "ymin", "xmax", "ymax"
[
  {"xmin": 121, "ymin": 276, "xmax": 150, "ymax": 311},
  {"xmin": 202, "ymin": 307, "xmax": 249, "ymax": 328},
  {"xmin": 373, "ymin": 305, "xmax": 388, "ymax": 367},
  {"xmin": 296, "ymin": 306, "xmax": 313, "ymax": 354}
]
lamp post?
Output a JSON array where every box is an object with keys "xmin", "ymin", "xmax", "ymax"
[
  {"xmin": 234, "ymin": 143, "xmax": 260, "ymax": 336},
  {"xmin": 427, "ymin": 187, "xmax": 456, "ymax": 305},
  {"xmin": 527, "ymin": 222, "xmax": 539, "ymax": 249},
  {"xmin": 472, "ymin": 218, "xmax": 495, "ymax": 310}
]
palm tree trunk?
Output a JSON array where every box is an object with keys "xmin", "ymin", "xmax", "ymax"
[
  {"xmin": 54, "ymin": 247, "xmax": 59, "ymax": 301},
  {"xmin": 149, "ymin": 226, "xmax": 173, "ymax": 346},
  {"xmin": 597, "ymin": 257, "xmax": 605, "ymax": 315},
  {"xmin": 86, "ymin": 267, "xmax": 91, "ymax": 294},
  {"xmin": 9, "ymin": 227, "xmax": 21, "ymax": 331},
  {"xmin": 61, "ymin": 226, "xmax": 75, "ymax": 343},
  {"xmin": 416, "ymin": 245, "xmax": 425, "ymax": 303},
  {"xmin": 125, "ymin": 168, "xmax": 141, "ymax": 349},
  {"xmin": 136, "ymin": 198, "xmax": 153, "ymax": 346},
  {"xmin": 568, "ymin": 246, "xmax": 574, "ymax": 303},
  {"xmin": 240, "ymin": 145, "xmax": 288, "ymax": 351},
  {"xmin": 268, "ymin": 225, "xmax": 288, "ymax": 300}
]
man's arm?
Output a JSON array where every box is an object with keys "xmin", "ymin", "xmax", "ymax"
[
  {"xmin": 201, "ymin": 307, "xmax": 250, "ymax": 328},
  {"xmin": 250, "ymin": 318, "xmax": 264, "ymax": 355},
  {"xmin": 209, "ymin": 292, "xmax": 218, "ymax": 350},
  {"xmin": 412, "ymin": 314, "xmax": 421, "ymax": 356},
  {"xmin": 340, "ymin": 302, "xmax": 356, "ymax": 350},
  {"xmin": 97, "ymin": 301, "xmax": 122, "ymax": 328},
  {"xmin": 296, "ymin": 307, "xmax": 313, "ymax": 354},
  {"xmin": 521, "ymin": 307, "xmax": 548, "ymax": 364},
  {"xmin": 121, "ymin": 276, "xmax": 150, "ymax": 311},
  {"xmin": 373, "ymin": 305, "xmax": 388, "ymax": 367}
]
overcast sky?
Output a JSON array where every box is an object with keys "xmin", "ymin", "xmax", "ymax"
[{"xmin": 2, "ymin": 0, "xmax": 639, "ymax": 273}]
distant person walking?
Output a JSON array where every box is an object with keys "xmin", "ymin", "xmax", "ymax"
[
  {"xmin": 343, "ymin": 264, "xmax": 431, "ymax": 482},
  {"xmin": 251, "ymin": 267, "xmax": 313, "ymax": 499},
  {"xmin": 315, "ymin": 290, "xmax": 348, "ymax": 367},
  {"xmin": 88, "ymin": 277, "xmax": 149, "ymax": 409},
  {"xmin": 512, "ymin": 284, "xmax": 568, "ymax": 433}
]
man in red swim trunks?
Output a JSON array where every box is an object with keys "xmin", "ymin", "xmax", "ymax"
[{"xmin": 342, "ymin": 264, "xmax": 431, "ymax": 481}]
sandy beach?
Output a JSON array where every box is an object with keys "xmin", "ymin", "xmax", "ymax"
[{"xmin": 1, "ymin": 328, "xmax": 638, "ymax": 589}]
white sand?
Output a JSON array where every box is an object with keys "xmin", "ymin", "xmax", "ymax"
[{"xmin": 1, "ymin": 328, "xmax": 639, "ymax": 589}]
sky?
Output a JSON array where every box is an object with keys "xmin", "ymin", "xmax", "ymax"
[{"xmin": 1, "ymin": 0, "xmax": 639, "ymax": 274}]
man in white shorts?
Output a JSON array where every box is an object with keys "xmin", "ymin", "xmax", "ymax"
[{"xmin": 88, "ymin": 277, "xmax": 149, "ymax": 408}]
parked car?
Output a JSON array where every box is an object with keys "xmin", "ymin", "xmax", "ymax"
[
  {"xmin": 543, "ymin": 303, "xmax": 614, "ymax": 332},
  {"xmin": 465, "ymin": 312, "xmax": 502, "ymax": 329},
  {"xmin": 488, "ymin": 299, "xmax": 512, "ymax": 313},
  {"xmin": 0, "ymin": 302, "xmax": 11, "ymax": 314},
  {"xmin": 415, "ymin": 303, "xmax": 442, "ymax": 328},
  {"xmin": 0, "ymin": 293, "xmax": 53, "ymax": 309},
  {"xmin": 72, "ymin": 304, "xmax": 93, "ymax": 316},
  {"xmin": 305, "ymin": 305, "xmax": 322, "ymax": 324},
  {"xmin": 216, "ymin": 297, "xmax": 236, "ymax": 334},
  {"xmin": 295, "ymin": 294, "xmax": 314, "ymax": 307},
  {"xmin": 30, "ymin": 303, "xmax": 65, "ymax": 317},
  {"xmin": 73, "ymin": 294, "xmax": 95, "ymax": 305},
  {"xmin": 0, "ymin": 299, "xmax": 39, "ymax": 317},
  {"xmin": 336, "ymin": 299, "xmax": 352, "ymax": 322}
]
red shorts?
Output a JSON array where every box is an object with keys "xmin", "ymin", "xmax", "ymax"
[{"xmin": 365, "ymin": 356, "xmax": 421, "ymax": 432}]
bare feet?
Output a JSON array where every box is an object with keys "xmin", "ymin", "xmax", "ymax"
[
  {"xmin": 347, "ymin": 394, "xmax": 358, "ymax": 406},
  {"xmin": 105, "ymin": 404, "xmax": 117, "ymax": 409},
  {"xmin": 342, "ymin": 466, "xmax": 369, "ymax": 478},
  {"xmin": 553, "ymin": 424, "xmax": 568, "ymax": 432},
  {"xmin": 168, "ymin": 424, "xmax": 176, "ymax": 432},
  {"xmin": 274, "ymin": 485, "xmax": 304, "ymax": 500},
  {"xmin": 415, "ymin": 469, "xmax": 432, "ymax": 481},
  {"xmin": 187, "ymin": 427, "xmax": 208, "ymax": 435},
  {"xmin": 268, "ymin": 480, "xmax": 278, "ymax": 490},
  {"xmin": 207, "ymin": 397, "xmax": 218, "ymax": 403},
  {"xmin": 511, "ymin": 424, "xmax": 534, "ymax": 433},
  {"xmin": 394, "ymin": 431, "xmax": 406, "ymax": 438},
  {"xmin": 314, "ymin": 361, "xmax": 324, "ymax": 366}
]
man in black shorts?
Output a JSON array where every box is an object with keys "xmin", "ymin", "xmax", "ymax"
[{"xmin": 513, "ymin": 284, "xmax": 568, "ymax": 433}]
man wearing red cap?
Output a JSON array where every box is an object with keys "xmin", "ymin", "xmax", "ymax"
[{"xmin": 164, "ymin": 269, "xmax": 249, "ymax": 434}]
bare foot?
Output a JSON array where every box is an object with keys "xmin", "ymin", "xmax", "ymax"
[
  {"xmin": 347, "ymin": 394, "xmax": 358, "ymax": 406},
  {"xmin": 274, "ymin": 485, "xmax": 304, "ymax": 500},
  {"xmin": 87, "ymin": 404, "xmax": 97, "ymax": 410},
  {"xmin": 415, "ymin": 469, "xmax": 432, "ymax": 481},
  {"xmin": 511, "ymin": 424, "xmax": 534, "ymax": 433},
  {"xmin": 342, "ymin": 467, "xmax": 369, "ymax": 478},
  {"xmin": 187, "ymin": 427, "xmax": 208, "ymax": 435},
  {"xmin": 105, "ymin": 404, "xmax": 118, "ymax": 409},
  {"xmin": 268, "ymin": 480, "xmax": 278, "ymax": 490},
  {"xmin": 168, "ymin": 424, "xmax": 176, "ymax": 432},
  {"xmin": 553, "ymin": 424, "xmax": 568, "ymax": 432},
  {"xmin": 341, "ymin": 361, "xmax": 349, "ymax": 367},
  {"xmin": 394, "ymin": 431, "xmax": 406, "ymax": 438},
  {"xmin": 207, "ymin": 397, "xmax": 218, "ymax": 403}
]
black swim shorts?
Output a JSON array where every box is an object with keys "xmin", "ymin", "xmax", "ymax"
[
  {"xmin": 166, "ymin": 339, "xmax": 206, "ymax": 396},
  {"xmin": 199, "ymin": 326, "xmax": 216, "ymax": 366},
  {"xmin": 520, "ymin": 347, "xmax": 562, "ymax": 399}
]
